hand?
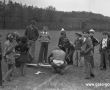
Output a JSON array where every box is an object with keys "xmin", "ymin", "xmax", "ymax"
[{"xmin": 4, "ymin": 56, "xmax": 7, "ymax": 62}]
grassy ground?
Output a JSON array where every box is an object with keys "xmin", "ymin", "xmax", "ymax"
[{"xmin": 0, "ymin": 30, "xmax": 110, "ymax": 90}]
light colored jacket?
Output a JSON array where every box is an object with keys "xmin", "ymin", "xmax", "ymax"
[
  {"xmin": 51, "ymin": 49, "xmax": 66, "ymax": 61},
  {"xmin": 38, "ymin": 31, "xmax": 50, "ymax": 43},
  {"xmin": 4, "ymin": 40, "xmax": 17, "ymax": 64}
]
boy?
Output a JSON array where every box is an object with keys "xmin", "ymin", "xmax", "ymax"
[
  {"xmin": 99, "ymin": 32, "xmax": 109, "ymax": 70},
  {"xmin": 38, "ymin": 26, "xmax": 51, "ymax": 63},
  {"xmin": 74, "ymin": 33, "xmax": 83, "ymax": 66}
]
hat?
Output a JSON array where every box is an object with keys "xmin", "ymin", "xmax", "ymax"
[
  {"xmin": 89, "ymin": 29, "xmax": 95, "ymax": 33},
  {"xmin": 82, "ymin": 31, "xmax": 89, "ymax": 34},
  {"xmin": 75, "ymin": 32, "xmax": 82, "ymax": 37},
  {"xmin": 61, "ymin": 28, "xmax": 65, "ymax": 32}
]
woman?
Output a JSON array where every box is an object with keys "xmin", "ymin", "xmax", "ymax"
[
  {"xmin": 3, "ymin": 33, "xmax": 17, "ymax": 81},
  {"xmin": 15, "ymin": 36, "xmax": 29, "ymax": 76}
]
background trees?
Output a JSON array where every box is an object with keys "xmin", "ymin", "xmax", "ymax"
[{"xmin": 0, "ymin": 1, "xmax": 110, "ymax": 31}]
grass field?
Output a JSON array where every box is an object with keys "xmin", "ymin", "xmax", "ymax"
[{"xmin": 1, "ymin": 30, "xmax": 109, "ymax": 90}]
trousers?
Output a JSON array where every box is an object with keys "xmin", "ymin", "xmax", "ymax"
[
  {"xmin": 84, "ymin": 55, "xmax": 94, "ymax": 78},
  {"xmin": 38, "ymin": 42, "xmax": 49, "ymax": 63}
]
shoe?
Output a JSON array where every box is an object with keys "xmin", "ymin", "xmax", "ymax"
[
  {"xmin": 59, "ymin": 72, "xmax": 64, "ymax": 75},
  {"xmin": 85, "ymin": 77, "xmax": 91, "ymax": 79},
  {"xmin": 59, "ymin": 70, "xmax": 64, "ymax": 75},
  {"xmin": 100, "ymin": 68, "xmax": 106, "ymax": 70},
  {"xmin": 2, "ymin": 80, "xmax": 5, "ymax": 83},
  {"xmin": 90, "ymin": 74, "xmax": 95, "ymax": 78},
  {"xmin": 0, "ymin": 85, "xmax": 4, "ymax": 88}
]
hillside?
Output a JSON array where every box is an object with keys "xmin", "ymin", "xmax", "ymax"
[{"xmin": 0, "ymin": 1, "xmax": 110, "ymax": 31}]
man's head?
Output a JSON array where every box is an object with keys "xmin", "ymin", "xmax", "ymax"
[
  {"xmin": 82, "ymin": 31, "xmax": 89, "ymax": 37},
  {"xmin": 60, "ymin": 28, "xmax": 66, "ymax": 37},
  {"xmin": 6, "ymin": 33, "xmax": 14, "ymax": 42},
  {"xmin": 43, "ymin": 26, "xmax": 48, "ymax": 32},
  {"xmin": 31, "ymin": 20, "xmax": 36, "ymax": 25},
  {"xmin": 89, "ymin": 29, "xmax": 95, "ymax": 36},
  {"xmin": 102, "ymin": 32, "xmax": 108, "ymax": 38}
]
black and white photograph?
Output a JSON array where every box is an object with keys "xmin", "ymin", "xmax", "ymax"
[{"xmin": 0, "ymin": 0, "xmax": 110, "ymax": 90}]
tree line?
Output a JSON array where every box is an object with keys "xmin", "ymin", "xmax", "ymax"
[{"xmin": 0, "ymin": 1, "xmax": 110, "ymax": 31}]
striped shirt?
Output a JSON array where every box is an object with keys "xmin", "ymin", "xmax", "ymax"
[{"xmin": 39, "ymin": 31, "xmax": 50, "ymax": 42}]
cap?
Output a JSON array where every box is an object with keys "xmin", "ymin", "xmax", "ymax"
[
  {"xmin": 61, "ymin": 28, "xmax": 65, "ymax": 32},
  {"xmin": 89, "ymin": 29, "xmax": 95, "ymax": 33}
]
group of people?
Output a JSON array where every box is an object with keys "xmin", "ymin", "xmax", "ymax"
[
  {"xmin": 50, "ymin": 28, "xmax": 110, "ymax": 79},
  {"xmin": 1, "ymin": 20, "xmax": 51, "ymax": 85},
  {"xmin": 1, "ymin": 20, "xmax": 110, "ymax": 87},
  {"xmin": 48, "ymin": 29, "xmax": 97, "ymax": 78},
  {"xmin": 3, "ymin": 32, "xmax": 31, "ymax": 82}
]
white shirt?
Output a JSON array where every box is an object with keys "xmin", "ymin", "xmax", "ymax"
[
  {"xmin": 83, "ymin": 37, "xmax": 86, "ymax": 42},
  {"xmin": 102, "ymin": 38, "xmax": 107, "ymax": 48}
]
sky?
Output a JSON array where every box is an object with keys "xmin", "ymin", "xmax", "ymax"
[{"xmin": 2, "ymin": 0, "xmax": 110, "ymax": 17}]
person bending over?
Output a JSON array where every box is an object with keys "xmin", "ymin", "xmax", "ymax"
[{"xmin": 48, "ymin": 47, "xmax": 67, "ymax": 75}]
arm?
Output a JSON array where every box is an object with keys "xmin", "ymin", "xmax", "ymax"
[
  {"xmin": 92, "ymin": 36, "xmax": 99, "ymax": 47},
  {"xmin": 24, "ymin": 26, "xmax": 29, "ymax": 37},
  {"xmin": 85, "ymin": 38, "xmax": 93, "ymax": 54},
  {"xmin": 48, "ymin": 53, "xmax": 54, "ymax": 64},
  {"xmin": 34, "ymin": 27, "xmax": 39, "ymax": 40},
  {"xmin": 58, "ymin": 37, "xmax": 62, "ymax": 47}
]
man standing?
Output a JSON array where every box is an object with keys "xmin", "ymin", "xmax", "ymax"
[
  {"xmin": 74, "ymin": 33, "xmax": 83, "ymax": 66},
  {"xmin": 25, "ymin": 20, "xmax": 39, "ymax": 61},
  {"xmin": 38, "ymin": 26, "xmax": 50, "ymax": 63},
  {"xmin": 99, "ymin": 32, "xmax": 109, "ymax": 70},
  {"xmin": 89, "ymin": 29, "xmax": 99, "ymax": 68},
  {"xmin": 81, "ymin": 31, "xmax": 94, "ymax": 79}
]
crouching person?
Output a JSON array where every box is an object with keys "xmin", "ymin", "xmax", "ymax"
[{"xmin": 48, "ymin": 47, "xmax": 67, "ymax": 75}]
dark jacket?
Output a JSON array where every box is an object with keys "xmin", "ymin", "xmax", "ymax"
[
  {"xmin": 58, "ymin": 36, "xmax": 70, "ymax": 52},
  {"xmin": 25, "ymin": 25, "xmax": 39, "ymax": 41},
  {"xmin": 90, "ymin": 36, "xmax": 99, "ymax": 47},
  {"xmin": 81, "ymin": 37, "xmax": 93, "ymax": 56},
  {"xmin": 74, "ymin": 38, "xmax": 83, "ymax": 50}
]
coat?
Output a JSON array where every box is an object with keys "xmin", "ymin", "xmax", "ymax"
[
  {"xmin": 81, "ymin": 37, "xmax": 93, "ymax": 57},
  {"xmin": 25, "ymin": 24, "xmax": 39, "ymax": 41}
]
